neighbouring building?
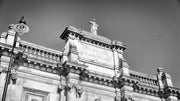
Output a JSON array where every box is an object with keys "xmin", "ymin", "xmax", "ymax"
[{"xmin": 0, "ymin": 18, "xmax": 180, "ymax": 101}]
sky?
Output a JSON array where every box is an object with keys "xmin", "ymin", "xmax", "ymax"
[{"xmin": 0, "ymin": 0, "xmax": 180, "ymax": 88}]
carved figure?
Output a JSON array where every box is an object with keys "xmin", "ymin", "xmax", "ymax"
[
  {"xmin": 76, "ymin": 85, "xmax": 83, "ymax": 98},
  {"xmin": 61, "ymin": 34, "xmax": 81, "ymax": 63},
  {"xmin": 90, "ymin": 19, "xmax": 99, "ymax": 35}
]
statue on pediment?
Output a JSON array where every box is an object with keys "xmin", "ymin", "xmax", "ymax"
[{"xmin": 90, "ymin": 19, "xmax": 99, "ymax": 35}]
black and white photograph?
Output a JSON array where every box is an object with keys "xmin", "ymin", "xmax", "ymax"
[{"xmin": 0, "ymin": 0, "xmax": 180, "ymax": 101}]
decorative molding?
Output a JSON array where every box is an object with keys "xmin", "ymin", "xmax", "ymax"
[
  {"xmin": 60, "ymin": 26, "xmax": 127, "ymax": 51},
  {"xmin": 163, "ymin": 86, "xmax": 180, "ymax": 99},
  {"xmin": 21, "ymin": 87, "xmax": 49, "ymax": 101}
]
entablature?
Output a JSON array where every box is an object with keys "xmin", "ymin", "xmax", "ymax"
[
  {"xmin": 118, "ymin": 75, "xmax": 161, "ymax": 98},
  {"xmin": 60, "ymin": 26, "xmax": 127, "ymax": 51},
  {"xmin": 163, "ymin": 86, "xmax": 180, "ymax": 99},
  {"xmin": 22, "ymin": 60, "xmax": 58, "ymax": 74},
  {"xmin": 57, "ymin": 61, "xmax": 116, "ymax": 88},
  {"xmin": 0, "ymin": 41, "xmax": 63, "ymax": 74}
]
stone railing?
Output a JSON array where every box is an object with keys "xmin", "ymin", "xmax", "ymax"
[
  {"xmin": 129, "ymin": 70, "xmax": 158, "ymax": 87},
  {"xmin": 18, "ymin": 40, "xmax": 62, "ymax": 63}
]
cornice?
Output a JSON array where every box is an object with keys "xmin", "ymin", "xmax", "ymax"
[
  {"xmin": 163, "ymin": 86, "xmax": 180, "ymax": 99},
  {"xmin": 19, "ymin": 40, "xmax": 62, "ymax": 55},
  {"xmin": 133, "ymin": 83, "xmax": 159, "ymax": 97},
  {"xmin": 118, "ymin": 75, "xmax": 162, "ymax": 98},
  {"xmin": 22, "ymin": 60, "xmax": 59, "ymax": 74},
  {"xmin": 57, "ymin": 61, "xmax": 116, "ymax": 88},
  {"xmin": 60, "ymin": 26, "xmax": 111, "ymax": 44},
  {"xmin": 60, "ymin": 26, "xmax": 127, "ymax": 51},
  {"xmin": 26, "ymin": 55, "xmax": 58, "ymax": 68}
]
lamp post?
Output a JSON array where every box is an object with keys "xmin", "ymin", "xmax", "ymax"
[{"xmin": 1, "ymin": 16, "xmax": 29, "ymax": 101}]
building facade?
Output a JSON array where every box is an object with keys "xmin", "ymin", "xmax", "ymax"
[{"xmin": 0, "ymin": 19, "xmax": 180, "ymax": 101}]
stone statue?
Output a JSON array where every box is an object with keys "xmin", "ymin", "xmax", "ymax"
[
  {"xmin": 90, "ymin": 19, "xmax": 99, "ymax": 35},
  {"xmin": 61, "ymin": 34, "xmax": 81, "ymax": 63}
]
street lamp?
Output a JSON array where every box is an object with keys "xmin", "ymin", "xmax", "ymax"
[{"xmin": 1, "ymin": 16, "xmax": 29, "ymax": 101}]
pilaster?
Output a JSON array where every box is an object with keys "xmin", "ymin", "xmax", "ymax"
[
  {"xmin": 118, "ymin": 57, "xmax": 130, "ymax": 77},
  {"xmin": 120, "ymin": 85, "xmax": 134, "ymax": 101},
  {"xmin": 58, "ymin": 61, "xmax": 87, "ymax": 101},
  {"xmin": 65, "ymin": 72, "xmax": 82, "ymax": 101},
  {"xmin": 112, "ymin": 48, "xmax": 119, "ymax": 70},
  {"xmin": 112, "ymin": 48, "xmax": 120, "ymax": 77},
  {"xmin": 114, "ymin": 87, "xmax": 121, "ymax": 101},
  {"xmin": 8, "ymin": 82, "xmax": 23, "ymax": 101}
]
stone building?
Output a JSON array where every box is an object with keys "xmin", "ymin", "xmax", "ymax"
[{"xmin": 0, "ymin": 18, "xmax": 180, "ymax": 101}]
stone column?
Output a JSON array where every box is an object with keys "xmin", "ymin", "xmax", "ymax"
[
  {"xmin": 113, "ymin": 47, "xmax": 125, "ymax": 78},
  {"xmin": 113, "ymin": 48, "xmax": 119, "ymax": 70},
  {"xmin": 120, "ymin": 84, "xmax": 134, "ymax": 101},
  {"xmin": 65, "ymin": 73, "xmax": 81, "ymax": 101}
]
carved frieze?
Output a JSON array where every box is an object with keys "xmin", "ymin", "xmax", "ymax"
[{"xmin": 77, "ymin": 42, "xmax": 114, "ymax": 68}]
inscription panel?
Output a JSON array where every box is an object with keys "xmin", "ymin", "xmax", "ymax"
[{"xmin": 77, "ymin": 42, "xmax": 114, "ymax": 68}]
